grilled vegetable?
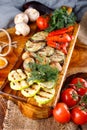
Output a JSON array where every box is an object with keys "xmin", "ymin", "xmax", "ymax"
[
  {"xmin": 23, "ymin": 1, "xmax": 53, "ymax": 15},
  {"xmin": 39, "ymin": 81, "xmax": 56, "ymax": 89},
  {"xmin": 50, "ymin": 50, "xmax": 65, "ymax": 64},
  {"xmin": 25, "ymin": 40, "xmax": 46, "ymax": 52},
  {"xmin": 22, "ymin": 51, "xmax": 31, "ymax": 60},
  {"xmin": 10, "ymin": 80, "xmax": 28, "ymax": 90},
  {"xmin": 30, "ymin": 31, "xmax": 48, "ymax": 42},
  {"xmin": 21, "ymin": 83, "xmax": 41, "ymax": 97},
  {"xmin": 46, "ymin": 33, "xmax": 71, "ymax": 43},
  {"xmin": 34, "ymin": 88, "xmax": 55, "ymax": 105},
  {"xmin": 8, "ymin": 69, "xmax": 26, "ymax": 82},
  {"xmin": 47, "ymin": 40, "xmax": 69, "ymax": 54},
  {"xmin": 48, "ymin": 26, "xmax": 74, "ymax": 37},
  {"xmin": 23, "ymin": 57, "xmax": 35, "ymax": 72}
]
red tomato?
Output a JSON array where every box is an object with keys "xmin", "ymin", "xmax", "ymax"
[
  {"xmin": 53, "ymin": 102, "xmax": 71, "ymax": 123},
  {"xmin": 71, "ymin": 105, "xmax": 87, "ymax": 125},
  {"xmin": 36, "ymin": 16, "xmax": 49, "ymax": 30},
  {"xmin": 61, "ymin": 88, "xmax": 79, "ymax": 107},
  {"xmin": 70, "ymin": 77, "xmax": 87, "ymax": 96}
]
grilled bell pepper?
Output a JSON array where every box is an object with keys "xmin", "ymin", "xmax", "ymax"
[
  {"xmin": 48, "ymin": 26, "xmax": 74, "ymax": 37},
  {"xmin": 47, "ymin": 40, "xmax": 69, "ymax": 54},
  {"xmin": 46, "ymin": 33, "xmax": 71, "ymax": 43}
]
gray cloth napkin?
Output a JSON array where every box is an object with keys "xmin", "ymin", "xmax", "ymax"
[
  {"xmin": 0, "ymin": 5, "xmax": 21, "ymax": 28},
  {"xmin": 0, "ymin": 0, "xmax": 87, "ymax": 28},
  {"xmin": 0, "ymin": 0, "xmax": 25, "ymax": 28}
]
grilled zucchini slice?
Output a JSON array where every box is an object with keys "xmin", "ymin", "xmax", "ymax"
[
  {"xmin": 30, "ymin": 31, "xmax": 48, "ymax": 42},
  {"xmin": 8, "ymin": 69, "xmax": 26, "ymax": 82},
  {"xmin": 10, "ymin": 80, "xmax": 29, "ymax": 90},
  {"xmin": 39, "ymin": 81, "xmax": 56, "ymax": 89},
  {"xmin": 21, "ymin": 83, "xmax": 41, "ymax": 97},
  {"xmin": 34, "ymin": 88, "xmax": 55, "ymax": 105}
]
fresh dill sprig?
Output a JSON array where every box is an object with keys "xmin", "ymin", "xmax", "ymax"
[{"xmin": 27, "ymin": 63, "xmax": 59, "ymax": 82}]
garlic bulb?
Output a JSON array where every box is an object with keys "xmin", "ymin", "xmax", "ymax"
[
  {"xmin": 14, "ymin": 13, "xmax": 29, "ymax": 24},
  {"xmin": 24, "ymin": 8, "xmax": 40, "ymax": 22},
  {"xmin": 15, "ymin": 22, "xmax": 30, "ymax": 36}
]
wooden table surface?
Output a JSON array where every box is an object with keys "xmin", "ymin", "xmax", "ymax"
[{"xmin": 0, "ymin": 24, "xmax": 87, "ymax": 129}]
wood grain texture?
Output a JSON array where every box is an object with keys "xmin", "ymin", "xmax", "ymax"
[
  {"xmin": 67, "ymin": 39, "xmax": 87, "ymax": 77},
  {"xmin": 0, "ymin": 23, "xmax": 37, "ymax": 90}
]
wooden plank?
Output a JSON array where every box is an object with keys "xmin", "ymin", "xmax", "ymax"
[
  {"xmin": 0, "ymin": 23, "xmax": 80, "ymax": 119},
  {"xmin": 53, "ymin": 24, "xmax": 80, "ymax": 107}
]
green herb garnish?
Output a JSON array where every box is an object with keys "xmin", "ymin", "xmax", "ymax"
[
  {"xmin": 27, "ymin": 63, "xmax": 59, "ymax": 82},
  {"xmin": 46, "ymin": 7, "xmax": 76, "ymax": 32}
]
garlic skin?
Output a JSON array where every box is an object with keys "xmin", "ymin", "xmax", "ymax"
[
  {"xmin": 15, "ymin": 22, "xmax": 30, "ymax": 36},
  {"xmin": 14, "ymin": 13, "xmax": 29, "ymax": 24},
  {"xmin": 24, "ymin": 8, "xmax": 40, "ymax": 22}
]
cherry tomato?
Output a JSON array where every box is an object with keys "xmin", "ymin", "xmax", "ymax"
[
  {"xmin": 36, "ymin": 15, "xmax": 49, "ymax": 30},
  {"xmin": 71, "ymin": 105, "xmax": 87, "ymax": 125},
  {"xmin": 61, "ymin": 88, "xmax": 79, "ymax": 107},
  {"xmin": 53, "ymin": 102, "xmax": 71, "ymax": 123},
  {"xmin": 70, "ymin": 77, "xmax": 87, "ymax": 96}
]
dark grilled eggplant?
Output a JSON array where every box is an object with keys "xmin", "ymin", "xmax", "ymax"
[
  {"xmin": 30, "ymin": 31, "xmax": 48, "ymax": 42},
  {"xmin": 23, "ymin": 1, "xmax": 53, "ymax": 15}
]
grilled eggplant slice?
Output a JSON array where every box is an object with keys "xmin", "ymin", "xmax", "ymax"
[
  {"xmin": 37, "ymin": 46, "xmax": 54, "ymax": 57},
  {"xmin": 26, "ymin": 40, "xmax": 46, "ymax": 52},
  {"xmin": 8, "ymin": 69, "xmax": 26, "ymax": 82},
  {"xmin": 21, "ymin": 83, "xmax": 41, "ymax": 97},
  {"xmin": 10, "ymin": 80, "xmax": 29, "ymax": 90},
  {"xmin": 30, "ymin": 31, "xmax": 48, "ymax": 42},
  {"xmin": 34, "ymin": 88, "xmax": 55, "ymax": 105}
]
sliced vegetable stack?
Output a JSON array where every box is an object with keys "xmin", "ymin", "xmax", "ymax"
[
  {"xmin": 8, "ymin": 66, "xmax": 58, "ymax": 106},
  {"xmin": 8, "ymin": 69, "xmax": 28, "ymax": 90}
]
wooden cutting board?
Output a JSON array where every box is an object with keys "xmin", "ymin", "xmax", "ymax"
[
  {"xmin": 0, "ymin": 23, "xmax": 84, "ymax": 119},
  {"xmin": 0, "ymin": 23, "xmax": 37, "ymax": 90}
]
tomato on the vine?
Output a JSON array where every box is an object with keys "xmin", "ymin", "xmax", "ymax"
[
  {"xmin": 36, "ymin": 15, "xmax": 49, "ymax": 30},
  {"xmin": 53, "ymin": 102, "xmax": 71, "ymax": 123},
  {"xmin": 70, "ymin": 77, "xmax": 87, "ymax": 96},
  {"xmin": 61, "ymin": 88, "xmax": 79, "ymax": 107},
  {"xmin": 71, "ymin": 105, "xmax": 87, "ymax": 125}
]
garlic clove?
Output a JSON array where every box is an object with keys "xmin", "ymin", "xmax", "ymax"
[{"xmin": 14, "ymin": 13, "xmax": 29, "ymax": 24}]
